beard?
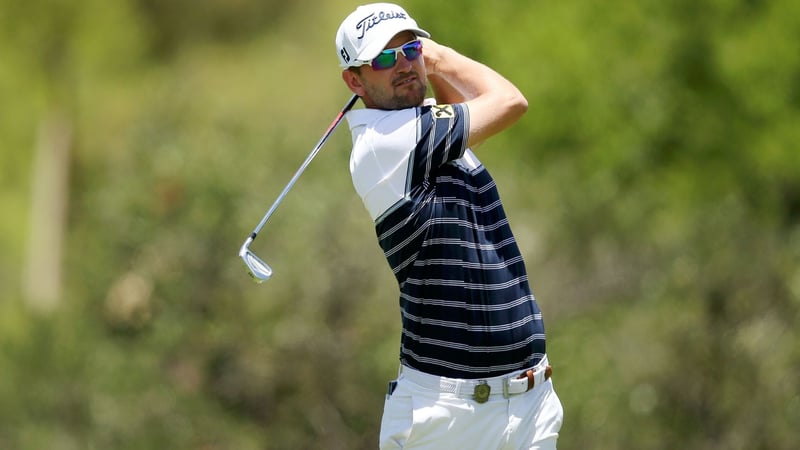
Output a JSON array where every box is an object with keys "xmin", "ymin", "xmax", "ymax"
[{"xmin": 362, "ymin": 73, "xmax": 428, "ymax": 110}]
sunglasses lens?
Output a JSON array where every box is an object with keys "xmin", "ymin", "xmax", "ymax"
[
  {"xmin": 371, "ymin": 51, "xmax": 397, "ymax": 70},
  {"xmin": 403, "ymin": 41, "xmax": 422, "ymax": 61}
]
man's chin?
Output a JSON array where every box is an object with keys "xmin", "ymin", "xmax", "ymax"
[
  {"xmin": 398, "ymin": 96, "xmax": 425, "ymax": 109},
  {"xmin": 395, "ymin": 86, "xmax": 427, "ymax": 108}
]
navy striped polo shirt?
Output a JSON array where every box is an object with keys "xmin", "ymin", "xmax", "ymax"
[{"xmin": 346, "ymin": 101, "xmax": 546, "ymax": 379}]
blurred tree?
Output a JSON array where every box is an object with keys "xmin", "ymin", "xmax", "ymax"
[
  {"xmin": 133, "ymin": 0, "xmax": 298, "ymax": 60},
  {"xmin": 2, "ymin": 0, "xmax": 79, "ymax": 310}
]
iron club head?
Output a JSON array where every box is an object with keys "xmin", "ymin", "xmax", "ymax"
[
  {"xmin": 238, "ymin": 95, "xmax": 359, "ymax": 283},
  {"xmin": 239, "ymin": 236, "xmax": 273, "ymax": 283}
]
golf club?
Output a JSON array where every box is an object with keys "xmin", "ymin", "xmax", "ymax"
[{"xmin": 239, "ymin": 94, "xmax": 359, "ymax": 283}]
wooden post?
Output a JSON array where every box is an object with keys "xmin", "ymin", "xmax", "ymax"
[{"xmin": 23, "ymin": 112, "xmax": 72, "ymax": 312}]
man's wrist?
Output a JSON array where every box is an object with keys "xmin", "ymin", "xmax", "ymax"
[{"xmin": 421, "ymin": 38, "xmax": 443, "ymax": 75}]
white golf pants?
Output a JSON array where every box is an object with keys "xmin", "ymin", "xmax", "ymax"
[{"xmin": 379, "ymin": 356, "xmax": 564, "ymax": 449}]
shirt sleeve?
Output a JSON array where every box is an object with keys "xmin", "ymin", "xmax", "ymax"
[{"xmin": 408, "ymin": 103, "xmax": 469, "ymax": 188}]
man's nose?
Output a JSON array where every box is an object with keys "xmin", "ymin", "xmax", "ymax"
[{"xmin": 396, "ymin": 53, "xmax": 413, "ymax": 71}]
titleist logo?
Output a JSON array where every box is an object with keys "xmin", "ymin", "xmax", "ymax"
[{"xmin": 355, "ymin": 11, "xmax": 408, "ymax": 40}]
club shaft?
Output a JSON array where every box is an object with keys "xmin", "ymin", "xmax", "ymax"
[{"xmin": 249, "ymin": 94, "xmax": 359, "ymax": 240}]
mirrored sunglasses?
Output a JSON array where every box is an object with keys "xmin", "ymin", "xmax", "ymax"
[{"xmin": 369, "ymin": 40, "xmax": 423, "ymax": 70}]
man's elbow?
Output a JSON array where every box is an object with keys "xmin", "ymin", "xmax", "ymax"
[
  {"xmin": 504, "ymin": 91, "xmax": 528, "ymax": 123},
  {"xmin": 513, "ymin": 91, "xmax": 528, "ymax": 115}
]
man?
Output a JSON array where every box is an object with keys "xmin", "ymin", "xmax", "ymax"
[{"xmin": 336, "ymin": 3, "xmax": 563, "ymax": 449}]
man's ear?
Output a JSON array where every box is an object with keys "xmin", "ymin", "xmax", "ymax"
[{"xmin": 342, "ymin": 69, "xmax": 366, "ymax": 97}]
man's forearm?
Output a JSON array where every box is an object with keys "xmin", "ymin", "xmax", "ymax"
[
  {"xmin": 423, "ymin": 39, "xmax": 520, "ymax": 102},
  {"xmin": 422, "ymin": 38, "xmax": 527, "ymax": 147},
  {"xmin": 424, "ymin": 40, "xmax": 476, "ymax": 103},
  {"xmin": 428, "ymin": 72, "xmax": 468, "ymax": 104}
]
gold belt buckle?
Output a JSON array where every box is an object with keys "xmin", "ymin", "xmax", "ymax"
[{"xmin": 473, "ymin": 381, "xmax": 490, "ymax": 403}]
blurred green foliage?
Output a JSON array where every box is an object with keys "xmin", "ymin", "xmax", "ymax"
[{"xmin": 1, "ymin": 0, "xmax": 799, "ymax": 448}]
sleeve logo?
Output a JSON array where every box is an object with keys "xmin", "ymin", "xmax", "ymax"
[{"xmin": 432, "ymin": 105, "xmax": 455, "ymax": 119}]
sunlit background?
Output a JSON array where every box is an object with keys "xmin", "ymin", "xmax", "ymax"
[{"xmin": 1, "ymin": 0, "xmax": 799, "ymax": 448}]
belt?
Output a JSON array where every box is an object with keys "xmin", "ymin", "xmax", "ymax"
[{"xmin": 400, "ymin": 357, "xmax": 552, "ymax": 403}]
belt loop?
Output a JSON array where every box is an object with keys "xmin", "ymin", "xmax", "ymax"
[
  {"xmin": 525, "ymin": 369, "xmax": 535, "ymax": 391},
  {"xmin": 453, "ymin": 380, "xmax": 463, "ymax": 397}
]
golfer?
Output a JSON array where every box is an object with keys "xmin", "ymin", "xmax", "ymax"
[{"xmin": 336, "ymin": 3, "xmax": 563, "ymax": 449}]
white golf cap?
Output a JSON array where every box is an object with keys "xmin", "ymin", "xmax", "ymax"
[{"xmin": 336, "ymin": 3, "xmax": 430, "ymax": 68}]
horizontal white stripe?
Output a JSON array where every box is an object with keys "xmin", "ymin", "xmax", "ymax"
[
  {"xmin": 423, "ymin": 216, "xmax": 508, "ymax": 232},
  {"xmin": 404, "ymin": 275, "xmax": 528, "ymax": 291},
  {"xmin": 412, "ymin": 255, "xmax": 524, "ymax": 270},
  {"xmin": 402, "ymin": 310, "xmax": 539, "ymax": 332},
  {"xmin": 403, "ymin": 329, "xmax": 545, "ymax": 353},
  {"xmin": 392, "ymin": 251, "xmax": 421, "ymax": 274},
  {"xmin": 383, "ymin": 217, "xmax": 512, "ymax": 259},
  {"xmin": 382, "ymin": 208, "xmax": 506, "ymax": 248},
  {"xmin": 435, "ymin": 197, "xmax": 503, "ymax": 215},
  {"xmin": 382, "ymin": 217, "xmax": 432, "ymax": 258},
  {"xmin": 377, "ymin": 192, "xmax": 434, "ymax": 239},
  {"xmin": 435, "ymin": 175, "xmax": 496, "ymax": 194},
  {"xmin": 400, "ymin": 292, "xmax": 535, "ymax": 312},
  {"xmin": 420, "ymin": 236, "xmax": 517, "ymax": 251}
]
